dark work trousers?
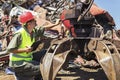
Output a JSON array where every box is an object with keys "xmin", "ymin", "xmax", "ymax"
[{"xmin": 13, "ymin": 49, "xmax": 46, "ymax": 80}]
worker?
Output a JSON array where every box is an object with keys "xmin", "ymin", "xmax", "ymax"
[{"xmin": 6, "ymin": 11, "xmax": 60, "ymax": 80}]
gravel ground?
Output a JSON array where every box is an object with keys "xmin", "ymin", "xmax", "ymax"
[{"xmin": 0, "ymin": 67, "xmax": 108, "ymax": 80}]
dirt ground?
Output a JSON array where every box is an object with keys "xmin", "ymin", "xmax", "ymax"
[{"xmin": 0, "ymin": 67, "xmax": 108, "ymax": 80}]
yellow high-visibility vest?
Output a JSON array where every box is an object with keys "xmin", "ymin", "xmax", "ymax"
[{"xmin": 11, "ymin": 28, "xmax": 35, "ymax": 61}]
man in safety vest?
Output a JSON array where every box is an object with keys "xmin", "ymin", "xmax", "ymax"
[{"xmin": 7, "ymin": 11, "xmax": 60, "ymax": 80}]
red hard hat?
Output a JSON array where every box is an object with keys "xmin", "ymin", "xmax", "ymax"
[{"xmin": 19, "ymin": 12, "xmax": 34, "ymax": 24}]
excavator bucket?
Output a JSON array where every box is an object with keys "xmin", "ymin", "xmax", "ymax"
[
  {"xmin": 40, "ymin": 38, "xmax": 72, "ymax": 80},
  {"xmin": 88, "ymin": 39, "xmax": 120, "ymax": 80}
]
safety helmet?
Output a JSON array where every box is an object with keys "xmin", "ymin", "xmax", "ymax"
[{"xmin": 19, "ymin": 12, "xmax": 34, "ymax": 24}]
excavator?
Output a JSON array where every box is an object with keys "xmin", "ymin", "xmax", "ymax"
[{"xmin": 39, "ymin": 0, "xmax": 120, "ymax": 80}]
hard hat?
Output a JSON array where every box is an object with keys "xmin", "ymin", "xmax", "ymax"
[{"xmin": 19, "ymin": 12, "xmax": 34, "ymax": 24}]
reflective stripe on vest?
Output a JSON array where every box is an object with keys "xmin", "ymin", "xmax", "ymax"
[{"xmin": 11, "ymin": 28, "xmax": 35, "ymax": 61}]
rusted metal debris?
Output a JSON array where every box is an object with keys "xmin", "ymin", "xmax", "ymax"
[{"xmin": 0, "ymin": 0, "xmax": 120, "ymax": 80}]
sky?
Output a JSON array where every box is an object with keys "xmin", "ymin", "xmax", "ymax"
[{"xmin": 94, "ymin": 0, "xmax": 120, "ymax": 30}]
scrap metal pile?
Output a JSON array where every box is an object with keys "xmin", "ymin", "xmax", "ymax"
[{"xmin": 0, "ymin": 0, "xmax": 120, "ymax": 80}]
